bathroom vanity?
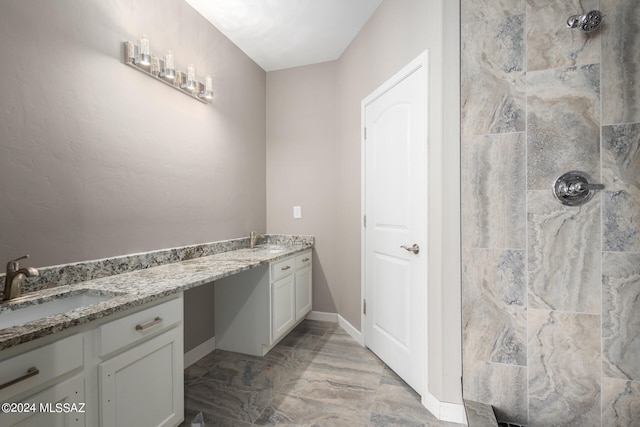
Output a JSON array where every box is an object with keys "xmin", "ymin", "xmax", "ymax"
[
  {"xmin": 0, "ymin": 295, "xmax": 184, "ymax": 427},
  {"xmin": 214, "ymin": 249, "xmax": 312, "ymax": 356},
  {"xmin": 0, "ymin": 236, "xmax": 313, "ymax": 427}
]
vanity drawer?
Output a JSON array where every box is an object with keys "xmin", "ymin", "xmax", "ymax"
[
  {"xmin": 0, "ymin": 334, "xmax": 83, "ymax": 402},
  {"xmin": 271, "ymin": 257, "xmax": 295, "ymax": 281},
  {"xmin": 295, "ymin": 251, "xmax": 312, "ymax": 269},
  {"xmin": 98, "ymin": 297, "xmax": 182, "ymax": 357}
]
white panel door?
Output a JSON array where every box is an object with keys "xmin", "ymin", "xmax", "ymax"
[{"xmin": 363, "ymin": 52, "xmax": 428, "ymax": 395}]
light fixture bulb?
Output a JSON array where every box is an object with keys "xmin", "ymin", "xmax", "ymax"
[
  {"xmin": 163, "ymin": 50, "xmax": 175, "ymax": 79},
  {"xmin": 185, "ymin": 64, "xmax": 196, "ymax": 91},
  {"xmin": 138, "ymin": 34, "xmax": 150, "ymax": 66},
  {"xmin": 204, "ymin": 75, "xmax": 213, "ymax": 100}
]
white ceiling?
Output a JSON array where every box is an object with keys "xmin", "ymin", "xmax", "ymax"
[{"xmin": 184, "ymin": 0, "xmax": 383, "ymax": 72}]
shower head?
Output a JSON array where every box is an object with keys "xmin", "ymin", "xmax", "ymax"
[{"xmin": 567, "ymin": 10, "xmax": 602, "ymax": 33}]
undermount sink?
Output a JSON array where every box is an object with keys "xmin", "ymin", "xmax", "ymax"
[{"xmin": 0, "ymin": 290, "xmax": 124, "ymax": 330}]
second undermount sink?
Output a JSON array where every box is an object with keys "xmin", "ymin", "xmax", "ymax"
[{"xmin": 0, "ymin": 290, "xmax": 124, "ymax": 330}]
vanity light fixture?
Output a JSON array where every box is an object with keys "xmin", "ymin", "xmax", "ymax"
[{"xmin": 124, "ymin": 36, "xmax": 212, "ymax": 104}]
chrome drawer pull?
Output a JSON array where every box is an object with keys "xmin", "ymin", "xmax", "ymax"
[
  {"xmin": 281, "ymin": 265, "xmax": 291, "ymax": 271},
  {"xmin": 302, "ymin": 258, "xmax": 310, "ymax": 262},
  {"xmin": 0, "ymin": 367, "xmax": 39, "ymax": 390},
  {"xmin": 135, "ymin": 316, "xmax": 163, "ymax": 331}
]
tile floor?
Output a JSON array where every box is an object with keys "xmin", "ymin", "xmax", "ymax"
[{"xmin": 181, "ymin": 320, "xmax": 465, "ymax": 426}]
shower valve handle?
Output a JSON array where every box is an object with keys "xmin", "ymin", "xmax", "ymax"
[
  {"xmin": 553, "ymin": 171, "xmax": 604, "ymax": 206},
  {"xmin": 573, "ymin": 182, "xmax": 604, "ymax": 193}
]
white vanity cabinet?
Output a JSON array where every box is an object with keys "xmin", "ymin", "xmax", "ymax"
[
  {"xmin": 270, "ymin": 250, "xmax": 313, "ymax": 342},
  {"xmin": 98, "ymin": 297, "xmax": 183, "ymax": 427},
  {"xmin": 215, "ymin": 249, "xmax": 313, "ymax": 356},
  {"xmin": 270, "ymin": 257, "xmax": 296, "ymax": 342},
  {"xmin": 0, "ymin": 294, "xmax": 184, "ymax": 427},
  {"xmin": 294, "ymin": 252, "xmax": 312, "ymax": 321},
  {"xmin": 0, "ymin": 334, "xmax": 85, "ymax": 427}
]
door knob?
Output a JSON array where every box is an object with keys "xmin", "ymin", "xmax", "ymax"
[{"xmin": 400, "ymin": 244, "xmax": 420, "ymax": 254}]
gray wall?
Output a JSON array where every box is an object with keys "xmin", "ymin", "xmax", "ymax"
[
  {"xmin": 461, "ymin": 0, "xmax": 640, "ymax": 425},
  {"xmin": 0, "ymin": 0, "xmax": 266, "ymax": 268},
  {"xmin": 0, "ymin": 0, "xmax": 266, "ymax": 353},
  {"xmin": 266, "ymin": 0, "xmax": 462, "ymax": 406},
  {"xmin": 266, "ymin": 61, "xmax": 339, "ymax": 315}
]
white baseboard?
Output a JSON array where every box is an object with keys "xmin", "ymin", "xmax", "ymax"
[
  {"xmin": 184, "ymin": 336, "xmax": 216, "ymax": 368},
  {"xmin": 422, "ymin": 391, "xmax": 467, "ymax": 425},
  {"xmin": 338, "ymin": 314, "xmax": 364, "ymax": 346},
  {"xmin": 306, "ymin": 312, "xmax": 364, "ymax": 347},
  {"xmin": 306, "ymin": 311, "xmax": 338, "ymax": 322}
]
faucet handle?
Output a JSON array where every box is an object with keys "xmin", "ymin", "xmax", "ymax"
[
  {"xmin": 7, "ymin": 255, "xmax": 29, "ymax": 271},
  {"xmin": 10, "ymin": 255, "xmax": 29, "ymax": 263}
]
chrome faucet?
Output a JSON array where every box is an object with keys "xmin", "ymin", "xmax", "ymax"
[
  {"xmin": 3, "ymin": 255, "xmax": 39, "ymax": 302},
  {"xmin": 249, "ymin": 231, "xmax": 265, "ymax": 249}
]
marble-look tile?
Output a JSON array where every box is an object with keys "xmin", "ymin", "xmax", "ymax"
[
  {"xmin": 370, "ymin": 383, "xmax": 442, "ymax": 426},
  {"xmin": 461, "ymin": 14, "xmax": 526, "ymax": 136},
  {"xmin": 255, "ymin": 393, "xmax": 370, "ymax": 426},
  {"xmin": 183, "ymin": 377, "xmax": 272, "ymax": 424},
  {"xmin": 528, "ymin": 309, "xmax": 600, "ymax": 426},
  {"xmin": 601, "ymin": 0, "xmax": 640, "ymax": 125},
  {"xmin": 461, "ymin": 0, "xmax": 525, "ymax": 24},
  {"xmin": 525, "ymin": 0, "xmax": 600, "ymax": 71},
  {"xmin": 602, "ymin": 378, "xmax": 640, "ymax": 427},
  {"xmin": 291, "ymin": 319, "xmax": 336, "ymax": 335},
  {"xmin": 527, "ymin": 190, "xmax": 601, "ymax": 313},
  {"xmin": 280, "ymin": 354, "xmax": 380, "ymax": 411},
  {"xmin": 527, "ymin": 65, "xmax": 600, "ymax": 190},
  {"xmin": 262, "ymin": 345, "xmax": 313, "ymax": 374},
  {"xmin": 202, "ymin": 356, "xmax": 285, "ymax": 392},
  {"xmin": 602, "ymin": 123, "xmax": 640, "ymax": 252},
  {"xmin": 602, "ymin": 252, "xmax": 640, "ymax": 381},
  {"xmin": 462, "ymin": 248, "xmax": 526, "ymax": 366},
  {"xmin": 304, "ymin": 349, "xmax": 384, "ymax": 384},
  {"xmin": 313, "ymin": 330, "xmax": 383, "ymax": 367},
  {"xmin": 461, "ymin": 133, "xmax": 526, "ymax": 249},
  {"xmin": 184, "ymin": 321, "xmax": 467, "ymax": 427},
  {"xmin": 380, "ymin": 365, "xmax": 409, "ymax": 387},
  {"xmin": 275, "ymin": 329, "xmax": 324, "ymax": 351},
  {"xmin": 463, "ymin": 359, "xmax": 527, "ymax": 425},
  {"xmin": 180, "ymin": 407, "xmax": 251, "ymax": 427},
  {"xmin": 464, "ymin": 400, "xmax": 498, "ymax": 427}
]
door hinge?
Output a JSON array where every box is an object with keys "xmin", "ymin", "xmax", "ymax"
[
  {"xmin": 363, "ymin": 215, "xmax": 367, "ymax": 228},
  {"xmin": 363, "ymin": 299, "xmax": 367, "ymax": 315},
  {"xmin": 364, "ymin": 127, "xmax": 367, "ymax": 140}
]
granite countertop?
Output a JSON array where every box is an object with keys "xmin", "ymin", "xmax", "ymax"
[{"xmin": 0, "ymin": 242, "xmax": 312, "ymax": 351}]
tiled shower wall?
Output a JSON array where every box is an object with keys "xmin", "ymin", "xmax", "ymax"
[{"xmin": 461, "ymin": 0, "xmax": 640, "ymax": 425}]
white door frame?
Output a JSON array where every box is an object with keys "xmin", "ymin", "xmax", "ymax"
[{"xmin": 360, "ymin": 49, "xmax": 429, "ymax": 393}]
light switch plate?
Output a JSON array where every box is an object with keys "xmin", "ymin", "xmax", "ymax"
[{"xmin": 293, "ymin": 206, "xmax": 302, "ymax": 219}]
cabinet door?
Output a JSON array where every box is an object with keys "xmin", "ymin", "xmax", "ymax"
[
  {"xmin": 271, "ymin": 274, "xmax": 296, "ymax": 342},
  {"xmin": 2, "ymin": 374, "xmax": 85, "ymax": 427},
  {"xmin": 295, "ymin": 265, "xmax": 313, "ymax": 320},
  {"xmin": 99, "ymin": 327, "xmax": 183, "ymax": 427}
]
